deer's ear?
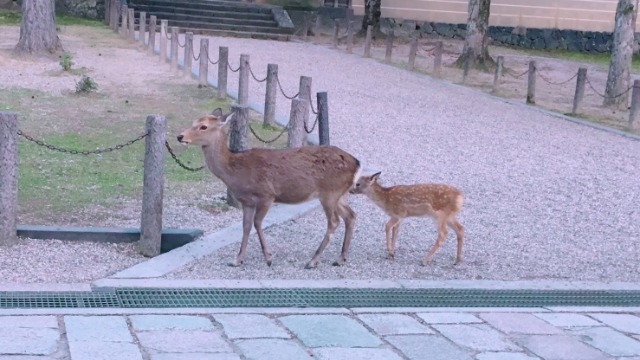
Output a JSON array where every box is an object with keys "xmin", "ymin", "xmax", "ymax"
[
  {"xmin": 371, "ymin": 172, "xmax": 382, "ymax": 181},
  {"xmin": 220, "ymin": 111, "xmax": 234, "ymax": 125},
  {"xmin": 211, "ymin": 108, "xmax": 224, "ymax": 117}
]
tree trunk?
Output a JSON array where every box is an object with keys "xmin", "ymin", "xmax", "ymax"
[
  {"xmin": 604, "ymin": 0, "xmax": 638, "ymax": 109},
  {"xmin": 14, "ymin": 0, "xmax": 62, "ymax": 55},
  {"xmin": 360, "ymin": 0, "xmax": 381, "ymax": 34},
  {"xmin": 455, "ymin": 0, "xmax": 494, "ymax": 71}
]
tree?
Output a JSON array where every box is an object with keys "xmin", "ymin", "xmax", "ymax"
[
  {"xmin": 603, "ymin": 0, "xmax": 638, "ymax": 109},
  {"xmin": 14, "ymin": 0, "xmax": 62, "ymax": 55},
  {"xmin": 455, "ymin": 0, "xmax": 494, "ymax": 71},
  {"xmin": 360, "ymin": 0, "xmax": 381, "ymax": 34}
]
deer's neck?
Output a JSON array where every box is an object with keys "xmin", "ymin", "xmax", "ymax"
[
  {"xmin": 201, "ymin": 132, "xmax": 235, "ymax": 184},
  {"xmin": 368, "ymin": 183, "xmax": 392, "ymax": 208}
]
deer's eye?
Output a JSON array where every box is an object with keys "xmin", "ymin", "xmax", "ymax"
[
  {"xmin": 199, "ymin": 125, "xmax": 208, "ymax": 130},
  {"xmin": 356, "ymin": 183, "xmax": 360, "ymax": 187}
]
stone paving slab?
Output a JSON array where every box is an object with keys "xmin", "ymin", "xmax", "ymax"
[
  {"xmin": 357, "ymin": 314, "xmax": 434, "ymax": 335},
  {"xmin": 213, "ymin": 314, "xmax": 290, "ymax": 339},
  {"xmin": 279, "ymin": 314, "xmax": 383, "ymax": 348},
  {"xmin": 571, "ymin": 327, "xmax": 640, "ymax": 357}
]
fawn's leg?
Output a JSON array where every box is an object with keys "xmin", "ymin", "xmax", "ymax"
[
  {"xmin": 231, "ymin": 204, "xmax": 256, "ymax": 267},
  {"xmin": 391, "ymin": 219, "xmax": 402, "ymax": 257},
  {"xmin": 306, "ymin": 198, "xmax": 340, "ymax": 269},
  {"xmin": 448, "ymin": 218, "xmax": 465, "ymax": 265},
  {"xmin": 384, "ymin": 217, "xmax": 401, "ymax": 259},
  {"xmin": 253, "ymin": 199, "xmax": 274, "ymax": 266},
  {"xmin": 333, "ymin": 197, "xmax": 357, "ymax": 266},
  {"xmin": 422, "ymin": 217, "xmax": 448, "ymax": 266}
]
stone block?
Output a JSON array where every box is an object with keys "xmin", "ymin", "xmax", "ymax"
[
  {"xmin": 533, "ymin": 313, "xmax": 600, "ymax": 328},
  {"xmin": 416, "ymin": 312, "xmax": 483, "ymax": 324},
  {"xmin": 137, "ymin": 330, "xmax": 232, "ymax": 354},
  {"xmin": 64, "ymin": 316, "xmax": 132, "ymax": 342},
  {"xmin": 0, "ymin": 316, "xmax": 58, "ymax": 328},
  {"xmin": 129, "ymin": 315, "xmax": 214, "ymax": 331},
  {"xmin": 475, "ymin": 352, "xmax": 539, "ymax": 360},
  {"xmin": 386, "ymin": 334, "xmax": 472, "ymax": 360},
  {"xmin": 589, "ymin": 313, "xmax": 640, "ymax": 334},
  {"xmin": 235, "ymin": 339, "xmax": 310, "ymax": 360},
  {"xmin": 213, "ymin": 314, "xmax": 289, "ymax": 339},
  {"xmin": 150, "ymin": 354, "xmax": 241, "ymax": 360},
  {"xmin": 514, "ymin": 334, "xmax": 606, "ymax": 360},
  {"xmin": 479, "ymin": 313, "xmax": 564, "ymax": 334},
  {"xmin": 357, "ymin": 314, "xmax": 434, "ymax": 335},
  {"xmin": 0, "ymin": 328, "xmax": 59, "ymax": 355},
  {"xmin": 433, "ymin": 324, "xmax": 520, "ymax": 351},
  {"xmin": 68, "ymin": 341, "xmax": 143, "ymax": 360},
  {"xmin": 279, "ymin": 315, "xmax": 382, "ymax": 348},
  {"xmin": 313, "ymin": 348, "xmax": 403, "ymax": 360},
  {"xmin": 572, "ymin": 327, "xmax": 640, "ymax": 357}
]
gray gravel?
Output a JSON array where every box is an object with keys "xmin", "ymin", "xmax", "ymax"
[{"xmin": 166, "ymin": 35, "xmax": 640, "ymax": 282}]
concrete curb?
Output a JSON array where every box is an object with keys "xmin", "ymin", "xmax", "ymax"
[{"xmin": 0, "ymin": 283, "xmax": 92, "ymax": 292}]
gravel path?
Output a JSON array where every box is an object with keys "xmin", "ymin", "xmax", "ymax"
[{"xmin": 165, "ymin": 35, "xmax": 640, "ymax": 282}]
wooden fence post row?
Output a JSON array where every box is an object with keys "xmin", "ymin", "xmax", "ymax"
[{"xmin": 0, "ymin": 112, "xmax": 18, "ymax": 247}]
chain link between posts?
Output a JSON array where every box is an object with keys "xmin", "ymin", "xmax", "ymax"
[
  {"xmin": 275, "ymin": 73, "xmax": 299, "ymax": 100},
  {"xmin": 585, "ymin": 75, "xmax": 634, "ymax": 99},
  {"xmin": 164, "ymin": 141, "xmax": 205, "ymax": 171},
  {"xmin": 17, "ymin": 130, "xmax": 148, "ymax": 155},
  {"xmin": 249, "ymin": 123, "xmax": 290, "ymax": 144}
]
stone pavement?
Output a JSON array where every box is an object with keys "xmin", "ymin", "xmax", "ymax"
[{"xmin": 2, "ymin": 307, "xmax": 640, "ymax": 360}]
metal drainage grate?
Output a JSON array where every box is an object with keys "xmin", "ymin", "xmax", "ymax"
[
  {"xmin": 0, "ymin": 291, "xmax": 120, "ymax": 309},
  {"xmin": 116, "ymin": 288, "xmax": 640, "ymax": 308}
]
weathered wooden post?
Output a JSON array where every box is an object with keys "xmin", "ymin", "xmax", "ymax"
[
  {"xmin": 298, "ymin": 76, "xmax": 312, "ymax": 129},
  {"xmin": 139, "ymin": 12, "xmax": 147, "ymax": 46},
  {"xmin": 317, "ymin": 92, "xmax": 329, "ymax": 145},
  {"xmin": 160, "ymin": 19, "xmax": 168, "ymax": 63},
  {"xmin": 492, "ymin": 56, "xmax": 504, "ymax": 93},
  {"xmin": 139, "ymin": 115, "xmax": 167, "ymax": 257},
  {"xmin": 527, "ymin": 60, "xmax": 537, "ymax": 104},
  {"xmin": 170, "ymin": 27, "xmax": 179, "ymax": 72},
  {"xmin": 148, "ymin": 16, "xmax": 157, "ymax": 54},
  {"xmin": 628, "ymin": 79, "xmax": 640, "ymax": 132},
  {"xmin": 227, "ymin": 105, "xmax": 248, "ymax": 208},
  {"xmin": 433, "ymin": 41, "xmax": 443, "ymax": 76},
  {"xmin": 288, "ymin": 98, "xmax": 308, "ymax": 148},
  {"xmin": 408, "ymin": 35, "xmax": 418, "ymax": 71},
  {"xmin": 110, "ymin": 0, "xmax": 119, "ymax": 32},
  {"xmin": 315, "ymin": 14, "xmax": 322, "ymax": 40},
  {"xmin": 302, "ymin": 13, "xmax": 311, "ymax": 41},
  {"xmin": 128, "ymin": 8, "xmax": 135, "ymax": 42},
  {"xmin": 217, "ymin": 46, "xmax": 229, "ymax": 99},
  {"xmin": 346, "ymin": 21, "xmax": 354, "ymax": 54},
  {"xmin": 462, "ymin": 54, "xmax": 471, "ymax": 84},
  {"xmin": 238, "ymin": 54, "xmax": 250, "ymax": 106},
  {"xmin": 384, "ymin": 28, "xmax": 394, "ymax": 63},
  {"xmin": 264, "ymin": 64, "xmax": 278, "ymax": 127},
  {"xmin": 332, "ymin": 19, "xmax": 340, "ymax": 49},
  {"xmin": 364, "ymin": 25, "xmax": 372, "ymax": 58},
  {"xmin": 572, "ymin": 67, "xmax": 587, "ymax": 114},
  {"xmin": 0, "ymin": 112, "xmax": 18, "ymax": 247},
  {"xmin": 198, "ymin": 38, "xmax": 209, "ymax": 87},
  {"xmin": 183, "ymin": 32, "xmax": 193, "ymax": 78},
  {"xmin": 120, "ymin": 4, "xmax": 127, "ymax": 34},
  {"xmin": 104, "ymin": 0, "xmax": 110, "ymax": 24}
]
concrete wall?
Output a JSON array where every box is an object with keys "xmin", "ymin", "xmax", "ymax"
[{"xmin": 353, "ymin": 0, "xmax": 635, "ymax": 33}]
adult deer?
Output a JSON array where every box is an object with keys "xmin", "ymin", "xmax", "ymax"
[
  {"xmin": 350, "ymin": 172, "xmax": 465, "ymax": 265},
  {"xmin": 177, "ymin": 108, "xmax": 362, "ymax": 269}
]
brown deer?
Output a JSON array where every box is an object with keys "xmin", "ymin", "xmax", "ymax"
[
  {"xmin": 350, "ymin": 172, "xmax": 465, "ymax": 266},
  {"xmin": 177, "ymin": 108, "xmax": 362, "ymax": 269}
]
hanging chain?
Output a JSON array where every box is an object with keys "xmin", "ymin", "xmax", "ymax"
[
  {"xmin": 249, "ymin": 123, "xmax": 289, "ymax": 144},
  {"xmin": 304, "ymin": 114, "xmax": 319, "ymax": 134},
  {"xmin": 164, "ymin": 141, "xmax": 205, "ymax": 171},
  {"xmin": 17, "ymin": 130, "xmax": 148, "ymax": 155}
]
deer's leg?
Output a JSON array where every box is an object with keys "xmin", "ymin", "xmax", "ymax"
[
  {"xmin": 230, "ymin": 205, "xmax": 256, "ymax": 267},
  {"xmin": 448, "ymin": 217, "xmax": 465, "ymax": 265},
  {"xmin": 253, "ymin": 199, "xmax": 274, "ymax": 266},
  {"xmin": 384, "ymin": 217, "xmax": 401, "ymax": 260},
  {"xmin": 333, "ymin": 197, "xmax": 357, "ymax": 266},
  {"xmin": 305, "ymin": 199, "xmax": 340, "ymax": 269},
  {"xmin": 391, "ymin": 221, "xmax": 401, "ymax": 254},
  {"xmin": 422, "ymin": 217, "xmax": 448, "ymax": 266}
]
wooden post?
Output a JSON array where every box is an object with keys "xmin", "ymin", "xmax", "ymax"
[
  {"xmin": 332, "ymin": 19, "xmax": 340, "ymax": 48},
  {"xmin": 170, "ymin": 27, "xmax": 179, "ymax": 72},
  {"xmin": 298, "ymin": 76, "xmax": 312, "ymax": 130},
  {"xmin": 317, "ymin": 92, "xmax": 329, "ymax": 145},
  {"xmin": 227, "ymin": 105, "xmax": 248, "ymax": 208},
  {"xmin": 364, "ymin": 25, "xmax": 372, "ymax": 58},
  {"xmin": 110, "ymin": 0, "xmax": 119, "ymax": 32},
  {"xmin": 384, "ymin": 28, "xmax": 394, "ymax": 63},
  {"xmin": 139, "ymin": 115, "xmax": 167, "ymax": 257},
  {"xmin": 128, "ymin": 8, "xmax": 135, "ymax": 42},
  {"xmin": 104, "ymin": 0, "xmax": 110, "ymax": 24},
  {"xmin": 139, "ymin": 12, "xmax": 146, "ymax": 46},
  {"xmin": 238, "ymin": 54, "xmax": 250, "ymax": 106},
  {"xmin": 0, "ymin": 112, "xmax": 18, "ymax": 246},
  {"xmin": 288, "ymin": 98, "xmax": 308, "ymax": 148},
  {"xmin": 120, "ymin": 5, "xmax": 127, "ymax": 34},
  {"xmin": 408, "ymin": 35, "xmax": 418, "ymax": 71},
  {"xmin": 462, "ymin": 54, "xmax": 471, "ymax": 84},
  {"xmin": 315, "ymin": 14, "xmax": 322, "ymax": 40},
  {"xmin": 492, "ymin": 55, "xmax": 504, "ymax": 93},
  {"xmin": 346, "ymin": 21, "xmax": 354, "ymax": 54},
  {"xmin": 572, "ymin": 67, "xmax": 587, "ymax": 114},
  {"xmin": 198, "ymin": 38, "xmax": 209, "ymax": 87},
  {"xmin": 264, "ymin": 64, "xmax": 278, "ymax": 127},
  {"xmin": 184, "ymin": 32, "xmax": 193, "ymax": 78},
  {"xmin": 433, "ymin": 41, "xmax": 443, "ymax": 76},
  {"xmin": 217, "ymin": 46, "xmax": 229, "ymax": 99},
  {"xmin": 302, "ymin": 13, "xmax": 311, "ymax": 41},
  {"xmin": 628, "ymin": 79, "xmax": 640, "ymax": 131},
  {"xmin": 160, "ymin": 19, "xmax": 168, "ymax": 63},
  {"xmin": 148, "ymin": 16, "xmax": 157, "ymax": 55},
  {"xmin": 527, "ymin": 60, "xmax": 537, "ymax": 104}
]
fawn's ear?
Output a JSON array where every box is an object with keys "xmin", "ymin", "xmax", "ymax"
[
  {"xmin": 370, "ymin": 172, "xmax": 382, "ymax": 182},
  {"xmin": 211, "ymin": 108, "xmax": 224, "ymax": 117}
]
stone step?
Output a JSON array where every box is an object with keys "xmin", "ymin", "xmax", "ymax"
[
  {"xmin": 130, "ymin": 0, "xmax": 273, "ymax": 14},
  {"xmin": 147, "ymin": 11, "xmax": 278, "ymax": 28},
  {"xmin": 176, "ymin": 27, "xmax": 291, "ymax": 41},
  {"xmin": 162, "ymin": 19, "xmax": 292, "ymax": 34},
  {"xmin": 133, "ymin": 4, "xmax": 275, "ymax": 21}
]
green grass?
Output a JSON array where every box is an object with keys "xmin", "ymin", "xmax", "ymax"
[{"xmin": 0, "ymin": 9, "xmax": 103, "ymax": 27}]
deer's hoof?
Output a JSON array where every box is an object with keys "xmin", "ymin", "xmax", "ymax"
[
  {"xmin": 332, "ymin": 259, "xmax": 345, "ymax": 267},
  {"xmin": 386, "ymin": 253, "xmax": 395, "ymax": 260},
  {"xmin": 421, "ymin": 260, "xmax": 430, "ymax": 267},
  {"xmin": 266, "ymin": 259, "xmax": 272, "ymax": 267},
  {"xmin": 228, "ymin": 260, "xmax": 243, "ymax": 267},
  {"xmin": 304, "ymin": 262, "xmax": 317, "ymax": 270}
]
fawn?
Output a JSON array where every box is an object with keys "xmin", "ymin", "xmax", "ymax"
[
  {"xmin": 350, "ymin": 172, "xmax": 465, "ymax": 266},
  {"xmin": 177, "ymin": 108, "xmax": 362, "ymax": 269}
]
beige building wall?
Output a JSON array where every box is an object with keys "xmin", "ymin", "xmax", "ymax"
[{"xmin": 352, "ymin": 0, "xmax": 635, "ymax": 33}]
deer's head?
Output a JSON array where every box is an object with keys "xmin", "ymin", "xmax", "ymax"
[
  {"xmin": 177, "ymin": 108, "xmax": 233, "ymax": 145},
  {"xmin": 350, "ymin": 171, "xmax": 381, "ymax": 195}
]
